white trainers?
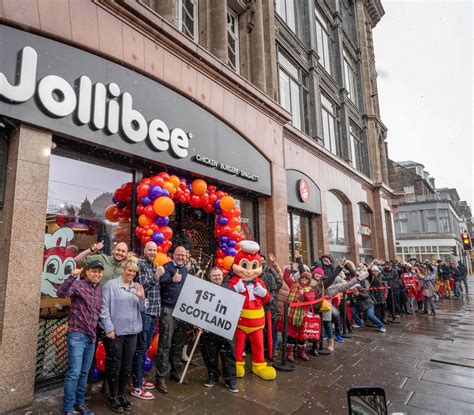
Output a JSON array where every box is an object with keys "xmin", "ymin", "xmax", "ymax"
[
  {"xmin": 379, "ymin": 327, "xmax": 386, "ymax": 332},
  {"xmin": 130, "ymin": 388, "xmax": 155, "ymax": 400}
]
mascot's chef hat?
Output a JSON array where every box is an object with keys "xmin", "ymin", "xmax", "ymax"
[{"xmin": 239, "ymin": 240, "xmax": 260, "ymax": 254}]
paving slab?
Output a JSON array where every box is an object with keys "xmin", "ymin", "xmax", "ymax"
[
  {"xmin": 407, "ymin": 391, "xmax": 474, "ymax": 414},
  {"xmin": 421, "ymin": 369, "xmax": 474, "ymax": 389},
  {"xmin": 431, "ymin": 353, "xmax": 474, "ymax": 368},
  {"xmin": 403, "ymin": 377, "xmax": 474, "ymax": 405}
]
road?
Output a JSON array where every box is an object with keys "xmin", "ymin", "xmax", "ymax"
[{"xmin": 12, "ymin": 277, "xmax": 474, "ymax": 414}]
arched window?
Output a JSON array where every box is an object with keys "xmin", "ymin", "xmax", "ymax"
[{"xmin": 326, "ymin": 191, "xmax": 348, "ymax": 247}]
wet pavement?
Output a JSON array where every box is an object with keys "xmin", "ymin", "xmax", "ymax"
[{"xmin": 9, "ymin": 277, "xmax": 474, "ymax": 414}]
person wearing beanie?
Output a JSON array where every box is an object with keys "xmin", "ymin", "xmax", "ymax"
[
  {"xmin": 281, "ymin": 269, "xmax": 316, "ymax": 362},
  {"xmin": 369, "ymin": 266, "xmax": 387, "ymax": 324}
]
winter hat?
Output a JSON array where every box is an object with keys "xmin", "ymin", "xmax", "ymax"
[
  {"xmin": 312, "ymin": 267, "xmax": 324, "ymax": 277},
  {"xmin": 371, "ymin": 265, "xmax": 382, "ymax": 273}
]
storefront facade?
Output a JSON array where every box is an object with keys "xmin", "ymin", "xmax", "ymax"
[{"xmin": 0, "ymin": 1, "xmax": 397, "ymax": 411}]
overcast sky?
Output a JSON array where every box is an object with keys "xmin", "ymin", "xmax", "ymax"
[{"xmin": 373, "ymin": 0, "xmax": 473, "ymax": 208}]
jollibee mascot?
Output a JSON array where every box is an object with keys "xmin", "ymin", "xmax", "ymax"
[{"xmin": 228, "ymin": 240, "xmax": 277, "ymax": 380}]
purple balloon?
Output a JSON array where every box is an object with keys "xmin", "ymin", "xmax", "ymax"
[
  {"xmin": 151, "ymin": 232, "xmax": 164, "ymax": 244},
  {"xmin": 155, "ymin": 216, "xmax": 169, "ymax": 227},
  {"xmin": 92, "ymin": 367, "xmax": 101, "ymax": 381},
  {"xmin": 148, "ymin": 185, "xmax": 162, "ymax": 200},
  {"xmin": 141, "ymin": 196, "xmax": 152, "ymax": 206},
  {"xmin": 112, "ymin": 196, "xmax": 118, "ymax": 204},
  {"xmin": 215, "ymin": 207, "xmax": 223, "ymax": 215},
  {"xmin": 161, "ymin": 188, "xmax": 170, "ymax": 197},
  {"xmin": 143, "ymin": 357, "xmax": 153, "ymax": 372},
  {"xmin": 225, "ymin": 247, "xmax": 237, "ymax": 256},
  {"xmin": 115, "ymin": 201, "xmax": 126, "ymax": 209},
  {"xmin": 220, "ymin": 243, "xmax": 228, "ymax": 251},
  {"xmin": 217, "ymin": 216, "xmax": 229, "ymax": 226},
  {"xmin": 228, "ymin": 240, "xmax": 237, "ymax": 248},
  {"xmin": 219, "ymin": 236, "xmax": 229, "ymax": 244}
]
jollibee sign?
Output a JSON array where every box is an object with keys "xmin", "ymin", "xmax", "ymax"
[{"xmin": 0, "ymin": 46, "xmax": 190, "ymax": 159}]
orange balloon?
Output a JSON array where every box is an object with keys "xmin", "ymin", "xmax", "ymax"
[
  {"xmin": 164, "ymin": 181, "xmax": 175, "ymax": 193},
  {"xmin": 153, "ymin": 197, "xmax": 175, "ymax": 217},
  {"xmin": 222, "ymin": 256, "xmax": 234, "ymax": 271},
  {"xmin": 138, "ymin": 214, "xmax": 152, "ymax": 227},
  {"xmin": 169, "ymin": 175, "xmax": 180, "ymax": 188},
  {"xmin": 105, "ymin": 205, "xmax": 120, "ymax": 222},
  {"xmin": 154, "ymin": 252, "xmax": 169, "ymax": 266},
  {"xmin": 220, "ymin": 196, "xmax": 235, "ymax": 212},
  {"xmin": 233, "ymin": 225, "xmax": 241, "ymax": 232},
  {"xmin": 192, "ymin": 179, "xmax": 207, "ymax": 196}
]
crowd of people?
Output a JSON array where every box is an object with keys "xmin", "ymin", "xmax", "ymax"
[{"xmin": 57, "ymin": 239, "xmax": 470, "ymax": 415}]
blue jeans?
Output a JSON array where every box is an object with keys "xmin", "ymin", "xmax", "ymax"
[
  {"xmin": 132, "ymin": 313, "xmax": 156, "ymax": 388},
  {"xmin": 63, "ymin": 331, "xmax": 95, "ymax": 412},
  {"xmin": 351, "ymin": 306, "xmax": 384, "ymax": 329}
]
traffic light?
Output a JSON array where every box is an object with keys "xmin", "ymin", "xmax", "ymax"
[{"xmin": 461, "ymin": 232, "xmax": 472, "ymax": 251}]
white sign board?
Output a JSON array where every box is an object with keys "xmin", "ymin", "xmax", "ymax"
[{"xmin": 172, "ymin": 275, "xmax": 245, "ymax": 340}]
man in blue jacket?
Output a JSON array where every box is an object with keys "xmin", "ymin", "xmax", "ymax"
[{"xmin": 155, "ymin": 245, "xmax": 189, "ymax": 394}]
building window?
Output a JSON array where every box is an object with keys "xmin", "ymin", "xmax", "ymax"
[
  {"xmin": 176, "ymin": 0, "xmax": 198, "ymax": 40},
  {"xmin": 326, "ymin": 191, "xmax": 348, "ymax": 246},
  {"xmin": 349, "ymin": 123, "xmax": 369, "ymax": 175},
  {"xmin": 343, "ymin": 50, "xmax": 357, "ymax": 103},
  {"xmin": 439, "ymin": 209, "xmax": 450, "ymax": 232},
  {"xmin": 278, "ymin": 51, "xmax": 308, "ymax": 132},
  {"xmin": 288, "ymin": 211, "xmax": 313, "ymax": 265},
  {"xmin": 315, "ymin": 9, "xmax": 332, "ymax": 75},
  {"xmin": 426, "ymin": 209, "xmax": 437, "ymax": 233},
  {"xmin": 321, "ymin": 94, "xmax": 337, "ymax": 154},
  {"xmin": 358, "ymin": 203, "xmax": 373, "ymax": 249},
  {"xmin": 409, "ymin": 211, "xmax": 421, "ymax": 233},
  {"xmin": 395, "ymin": 211, "xmax": 408, "ymax": 234},
  {"xmin": 276, "ymin": 0, "xmax": 296, "ymax": 32},
  {"xmin": 227, "ymin": 8, "xmax": 239, "ymax": 72}
]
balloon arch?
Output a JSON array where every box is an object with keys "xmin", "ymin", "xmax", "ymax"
[{"xmin": 105, "ymin": 172, "xmax": 243, "ymax": 271}]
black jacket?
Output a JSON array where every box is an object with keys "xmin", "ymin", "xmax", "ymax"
[
  {"xmin": 159, "ymin": 261, "xmax": 189, "ymax": 308},
  {"xmin": 354, "ymin": 291, "xmax": 374, "ymax": 311}
]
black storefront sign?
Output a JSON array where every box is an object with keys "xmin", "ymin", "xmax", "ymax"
[
  {"xmin": 0, "ymin": 25, "xmax": 271, "ymax": 195},
  {"xmin": 286, "ymin": 169, "xmax": 321, "ymax": 214}
]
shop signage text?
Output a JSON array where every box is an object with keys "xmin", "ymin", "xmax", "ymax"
[
  {"xmin": 172, "ymin": 275, "xmax": 244, "ymax": 340},
  {"xmin": 358, "ymin": 225, "xmax": 372, "ymax": 236},
  {"xmin": 0, "ymin": 46, "xmax": 190, "ymax": 158},
  {"xmin": 193, "ymin": 154, "xmax": 259, "ymax": 182}
]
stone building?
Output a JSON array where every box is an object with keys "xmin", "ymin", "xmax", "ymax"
[
  {"xmin": 0, "ymin": 0, "xmax": 397, "ymax": 411},
  {"xmin": 388, "ymin": 160, "xmax": 471, "ymax": 264}
]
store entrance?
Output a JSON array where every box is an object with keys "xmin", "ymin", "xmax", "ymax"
[{"xmin": 172, "ymin": 204, "xmax": 215, "ymax": 276}]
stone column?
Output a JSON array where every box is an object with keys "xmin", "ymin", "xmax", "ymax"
[
  {"xmin": 249, "ymin": 0, "xmax": 266, "ymax": 92},
  {"xmin": 371, "ymin": 187, "xmax": 388, "ymax": 259},
  {"xmin": 209, "ymin": 0, "xmax": 228, "ymax": 62},
  {"xmin": 0, "ymin": 125, "xmax": 52, "ymax": 412}
]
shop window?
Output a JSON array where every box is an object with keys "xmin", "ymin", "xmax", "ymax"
[
  {"xmin": 227, "ymin": 8, "xmax": 240, "ymax": 72},
  {"xmin": 358, "ymin": 203, "xmax": 373, "ymax": 250},
  {"xmin": 177, "ymin": 0, "xmax": 198, "ymax": 41},
  {"xmin": 235, "ymin": 197, "xmax": 256, "ymax": 241},
  {"xmin": 314, "ymin": 8, "xmax": 332, "ymax": 75},
  {"xmin": 278, "ymin": 51, "xmax": 309, "ymax": 133},
  {"xmin": 276, "ymin": 0, "xmax": 296, "ymax": 32},
  {"xmin": 321, "ymin": 94, "xmax": 338, "ymax": 155},
  {"xmin": 37, "ymin": 153, "xmax": 133, "ymax": 384},
  {"xmin": 326, "ymin": 191, "xmax": 348, "ymax": 246},
  {"xmin": 288, "ymin": 211, "xmax": 313, "ymax": 265}
]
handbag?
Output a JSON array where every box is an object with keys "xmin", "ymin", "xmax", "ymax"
[
  {"xmin": 319, "ymin": 285, "xmax": 331, "ymax": 312},
  {"xmin": 302, "ymin": 312, "xmax": 321, "ymax": 341}
]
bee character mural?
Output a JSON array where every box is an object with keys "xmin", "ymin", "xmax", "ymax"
[
  {"xmin": 228, "ymin": 240, "xmax": 277, "ymax": 380},
  {"xmin": 41, "ymin": 228, "xmax": 77, "ymax": 298}
]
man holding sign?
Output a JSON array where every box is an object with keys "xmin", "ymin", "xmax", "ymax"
[
  {"xmin": 199, "ymin": 267, "xmax": 238, "ymax": 393},
  {"xmin": 155, "ymin": 246, "xmax": 189, "ymax": 394}
]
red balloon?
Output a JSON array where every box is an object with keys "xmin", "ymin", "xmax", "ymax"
[
  {"xmin": 216, "ymin": 191, "xmax": 225, "ymax": 199},
  {"xmin": 144, "ymin": 205, "xmax": 156, "ymax": 219},
  {"xmin": 150, "ymin": 176, "xmax": 165, "ymax": 188},
  {"xmin": 223, "ymin": 209, "xmax": 235, "ymax": 219},
  {"xmin": 158, "ymin": 172, "xmax": 170, "ymax": 181},
  {"xmin": 216, "ymin": 248, "xmax": 226, "ymax": 258},
  {"xmin": 114, "ymin": 188, "xmax": 128, "ymax": 202},
  {"xmin": 234, "ymin": 208, "xmax": 241, "ymax": 217},
  {"xmin": 161, "ymin": 226, "xmax": 173, "ymax": 240},
  {"xmin": 200, "ymin": 193, "xmax": 209, "ymax": 206},
  {"xmin": 203, "ymin": 203, "xmax": 214, "ymax": 213},
  {"xmin": 96, "ymin": 341, "xmax": 106, "ymax": 362},
  {"xmin": 221, "ymin": 226, "xmax": 232, "ymax": 236},
  {"xmin": 189, "ymin": 195, "xmax": 200, "ymax": 207},
  {"xmin": 209, "ymin": 193, "xmax": 217, "ymax": 204},
  {"xmin": 137, "ymin": 184, "xmax": 150, "ymax": 197},
  {"xmin": 143, "ymin": 178, "xmax": 151, "ymax": 185},
  {"xmin": 135, "ymin": 227, "xmax": 142, "ymax": 238},
  {"xmin": 229, "ymin": 217, "xmax": 240, "ymax": 227}
]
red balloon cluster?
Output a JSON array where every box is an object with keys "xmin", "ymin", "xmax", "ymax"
[
  {"xmin": 104, "ymin": 182, "xmax": 133, "ymax": 243},
  {"xmin": 135, "ymin": 172, "xmax": 243, "ymax": 271}
]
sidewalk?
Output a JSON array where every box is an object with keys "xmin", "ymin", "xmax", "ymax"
[{"xmin": 9, "ymin": 277, "xmax": 474, "ymax": 414}]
